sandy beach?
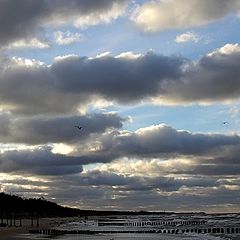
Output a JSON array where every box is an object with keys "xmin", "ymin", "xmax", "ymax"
[
  {"xmin": 0, "ymin": 216, "xmax": 235, "ymax": 240},
  {"xmin": 0, "ymin": 217, "xmax": 78, "ymax": 239}
]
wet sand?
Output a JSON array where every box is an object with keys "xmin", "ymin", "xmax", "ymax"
[
  {"xmin": 58, "ymin": 233, "xmax": 221, "ymax": 240},
  {"xmin": 14, "ymin": 233, "xmax": 222, "ymax": 240}
]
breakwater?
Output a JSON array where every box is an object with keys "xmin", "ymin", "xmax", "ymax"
[{"xmin": 29, "ymin": 226, "xmax": 240, "ymax": 236}]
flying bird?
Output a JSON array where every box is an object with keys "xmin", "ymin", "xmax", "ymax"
[
  {"xmin": 75, "ymin": 126, "xmax": 83, "ymax": 130},
  {"xmin": 222, "ymin": 122, "xmax": 230, "ymax": 125}
]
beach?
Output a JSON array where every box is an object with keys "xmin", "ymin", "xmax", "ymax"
[
  {"xmin": 0, "ymin": 217, "xmax": 76, "ymax": 240},
  {"xmin": 1, "ymin": 215, "xmax": 238, "ymax": 240},
  {"xmin": 0, "ymin": 232, "xmax": 223, "ymax": 240}
]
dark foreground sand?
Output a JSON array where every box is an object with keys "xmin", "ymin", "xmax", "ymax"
[{"xmin": 0, "ymin": 217, "xmax": 77, "ymax": 239}]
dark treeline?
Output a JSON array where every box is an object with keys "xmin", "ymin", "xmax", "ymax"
[
  {"xmin": 0, "ymin": 192, "xmax": 82, "ymax": 217},
  {"xmin": 0, "ymin": 192, "xmax": 189, "ymax": 218}
]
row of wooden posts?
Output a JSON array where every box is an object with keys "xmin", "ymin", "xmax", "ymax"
[
  {"xmin": 29, "ymin": 227, "xmax": 240, "ymax": 236},
  {"xmin": 0, "ymin": 215, "xmax": 39, "ymax": 227}
]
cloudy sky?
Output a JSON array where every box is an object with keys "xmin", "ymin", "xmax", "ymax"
[{"xmin": 0, "ymin": 0, "xmax": 240, "ymax": 213}]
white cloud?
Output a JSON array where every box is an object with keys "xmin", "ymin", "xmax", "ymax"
[
  {"xmin": 95, "ymin": 51, "xmax": 111, "ymax": 59},
  {"xmin": 98, "ymin": 157, "xmax": 193, "ymax": 177},
  {"xmin": 51, "ymin": 143, "xmax": 74, "ymax": 155},
  {"xmin": 208, "ymin": 43, "xmax": 240, "ymax": 56},
  {"xmin": 12, "ymin": 57, "xmax": 45, "ymax": 67},
  {"xmin": 133, "ymin": 0, "xmax": 240, "ymax": 32},
  {"xmin": 116, "ymin": 51, "xmax": 142, "ymax": 59},
  {"xmin": 71, "ymin": 2, "xmax": 128, "ymax": 29},
  {"xmin": 7, "ymin": 38, "xmax": 50, "ymax": 49},
  {"xmin": 54, "ymin": 31, "xmax": 84, "ymax": 45},
  {"xmin": 53, "ymin": 54, "xmax": 79, "ymax": 62},
  {"xmin": 175, "ymin": 32, "xmax": 199, "ymax": 43}
]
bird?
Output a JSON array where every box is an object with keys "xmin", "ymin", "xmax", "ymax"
[
  {"xmin": 223, "ymin": 122, "xmax": 230, "ymax": 125},
  {"xmin": 75, "ymin": 125, "xmax": 83, "ymax": 130}
]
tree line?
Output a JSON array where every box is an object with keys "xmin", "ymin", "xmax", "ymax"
[{"xmin": 0, "ymin": 192, "xmax": 179, "ymax": 218}]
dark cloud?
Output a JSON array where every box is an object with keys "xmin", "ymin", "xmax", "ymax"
[
  {"xmin": 0, "ymin": 144, "xmax": 118, "ymax": 175},
  {"xmin": 0, "ymin": 58, "xmax": 83, "ymax": 114},
  {"xmin": 162, "ymin": 44, "xmax": 240, "ymax": 103},
  {"xmin": 0, "ymin": 0, "xmax": 128, "ymax": 46},
  {"xmin": 1, "ymin": 45, "xmax": 240, "ymax": 115},
  {"xmin": 1, "ymin": 124, "xmax": 240, "ymax": 176},
  {"xmin": 213, "ymin": 145, "xmax": 240, "ymax": 165},
  {"xmin": 79, "ymin": 170, "xmax": 130, "ymax": 186},
  {"xmin": 187, "ymin": 164, "xmax": 240, "ymax": 176},
  {"xmin": 0, "ymin": 178, "xmax": 50, "ymax": 187},
  {"xmin": 0, "ymin": 53, "xmax": 185, "ymax": 114},
  {"xmin": 29, "ymin": 171, "xmax": 240, "ymax": 211},
  {"xmin": 0, "ymin": 112, "xmax": 125, "ymax": 144},
  {"xmin": 95, "ymin": 125, "xmax": 240, "ymax": 157},
  {"xmin": 0, "ymin": 147, "xmax": 83, "ymax": 175},
  {"xmin": 51, "ymin": 53, "xmax": 185, "ymax": 103},
  {"xmin": 1, "ymin": 42, "xmax": 240, "ymax": 210},
  {"xmin": 65, "ymin": 172, "xmax": 220, "ymax": 193},
  {"xmin": 175, "ymin": 144, "xmax": 240, "ymax": 176},
  {"xmin": 1, "ymin": 145, "xmax": 240, "ymax": 210},
  {"xmin": 0, "ymin": 0, "xmax": 46, "ymax": 46}
]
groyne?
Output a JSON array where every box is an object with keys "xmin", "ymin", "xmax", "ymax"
[{"xmin": 29, "ymin": 226, "xmax": 240, "ymax": 236}]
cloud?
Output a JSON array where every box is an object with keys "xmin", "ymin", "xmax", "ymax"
[
  {"xmin": 67, "ymin": 170, "xmax": 220, "ymax": 192},
  {"xmin": 0, "ymin": 52, "xmax": 185, "ymax": 114},
  {"xmin": 175, "ymin": 32, "xmax": 199, "ymax": 43},
  {"xmin": 159, "ymin": 43, "xmax": 240, "ymax": 104},
  {"xmin": 51, "ymin": 52, "xmax": 184, "ymax": 103},
  {"xmin": 0, "ymin": 147, "xmax": 83, "ymax": 175},
  {"xmin": 0, "ymin": 112, "xmax": 125, "ymax": 144},
  {"xmin": 99, "ymin": 158, "xmax": 191, "ymax": 176},
  {"xmin": 0, "ymin": 146, "xmax": 113, "ymax": 176},
  {"xmin": 33, "ymin": 184, "xmax": 240, "ymax": 211},
  {"xmin": 133, "ymin": 0, "xmax": 240, "ymax": 32},
  {"xmin": 54, "ymin": 31, "xmax": 84, "ymax": 45},
  {"xmin": 6, "ymin": 38, "xmax": 50, "ymax": 49},
  {"xmin": 93, "ymin": 124, "xmax": 240, "ymax": 158},
  {"xmin": 175, "ymin": 144, "xmax": 240, "ymax": 176},
  {"xmin": 1, "ymin": 124, "xmax": 239, "ymax": 177},
  {"xmin": 1, "ymin": 0, "xmax": 240, "ymax": 212},
  {"xmin": 3, "ymin": 164, "xmax": 238, "ymax": 211},
  {"xmin": 0, "ymin": 0, "xmax": 129, "ymax": 46},
  {"xmin": 1, "ymin": 122, "xmax": 240, "ymax": 210},
  {"xmin": 1, "ymin": 44, "xmax": 240, "ymax": 114},
  {"xmin": 0, "ymin": 44, "xmax": 240, "ymax": 115},
  {"xmin": 186, "ymin": 164, "xmax": 240, "ymax": 176}
]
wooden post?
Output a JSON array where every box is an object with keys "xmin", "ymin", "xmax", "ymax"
[
  {"xmin": 19, "ymin": 216, "xmax": 22, "ymax": 227},
  {"xmin": 9, "ymin": 214, "xmax": 13, "ymax": 227},
  {"xmin": 36, "ymin": 217, "xmax": 39, "ymax": 227}
]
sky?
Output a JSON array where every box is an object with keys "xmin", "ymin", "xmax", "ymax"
[{"xmin": 0, "ymin": 0, "xmax": 240, "ymax": 213}]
